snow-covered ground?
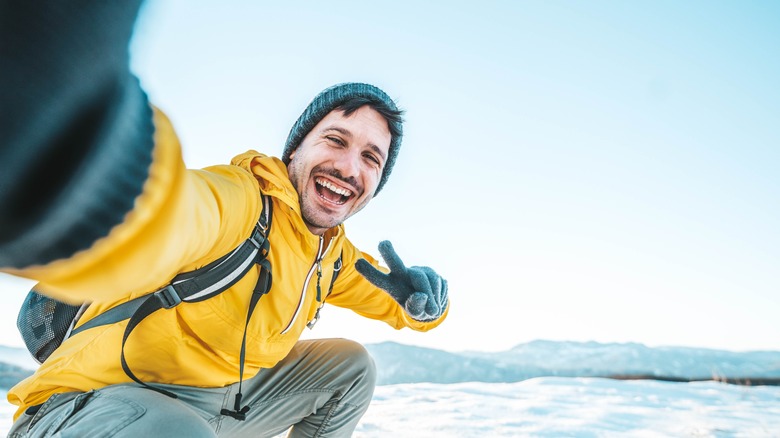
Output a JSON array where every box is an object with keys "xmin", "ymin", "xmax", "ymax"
[
  {"xmin": 355, "ymin": 378, "xmax": 780, "ymax": 437},
  {"xmin": 3, "ymin": 377, "xmax": 779, "ymax": 437}
]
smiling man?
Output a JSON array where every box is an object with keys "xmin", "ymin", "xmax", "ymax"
[{"xmin": 1, "ymin": 2, "xmax": 448, "ymax": 437}]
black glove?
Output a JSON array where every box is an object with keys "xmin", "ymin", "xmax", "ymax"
[{"xmin": 355, "ymin": 241, "xmax": 448, "ymax": 322}]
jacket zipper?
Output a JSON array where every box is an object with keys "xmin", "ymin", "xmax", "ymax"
[{"xmin": 280, "ymin": 235, "xmax": 331, "ymax": 334}]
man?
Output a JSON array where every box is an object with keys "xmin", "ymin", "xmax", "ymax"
[{"xmin": 0, "ymin": 1, "xmax": 448, "ymax": 437}]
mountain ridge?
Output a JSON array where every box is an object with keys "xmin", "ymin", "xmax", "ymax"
[{"xmin": 365, "ymin": 340, "xmax": 780, "ymax": 385}]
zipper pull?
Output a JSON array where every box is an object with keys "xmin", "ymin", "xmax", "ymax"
[
  {"xmin": 315, "ymin": 259, "xmax": 323, "ymax": 302},
  {"xmin": 307, "ymin": 307, "xmax": 321, "ymax": 329}
]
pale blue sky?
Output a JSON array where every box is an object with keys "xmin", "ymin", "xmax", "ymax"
[{"xmin": 1, "ymin": 1, "xmax": 778, "ymax": 353}]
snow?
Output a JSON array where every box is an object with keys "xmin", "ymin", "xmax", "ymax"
[
  {"xmin": 3, "ymin": 378, "xmax": 779, "ymax": 436},
  {"xmin": 355, "ymin": 378, "xmax": 780, "ymax": 437}
]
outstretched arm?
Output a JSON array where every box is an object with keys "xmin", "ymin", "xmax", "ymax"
[{"xmin": 0, "ymin": 0, "xmax": 152, "ymax": 269}]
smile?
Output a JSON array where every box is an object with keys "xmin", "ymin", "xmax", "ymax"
[{"xmin": 315, "ymin": 177, "xmax": 354, "ymax": 205}]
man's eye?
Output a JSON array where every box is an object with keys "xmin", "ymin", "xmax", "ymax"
[
  {"xmin": 326, "ymin": 136, "xmax": 345, "ymax": 146},
  {"xmin": 364, "ymin": 153, "xmax": 381, "ymax": 166}
]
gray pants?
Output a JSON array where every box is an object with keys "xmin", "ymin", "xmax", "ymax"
[{"xmin": 8, "ymin": 338, "xmax": 376, "ymax": 438}]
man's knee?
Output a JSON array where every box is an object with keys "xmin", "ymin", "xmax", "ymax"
[
  {"xmin": 328, "ymin": 339, "xmax": 376, "ymax": 385},
  {"xmin": 323, "ymin": 339, "xmax": 377, "ymax": 408}
]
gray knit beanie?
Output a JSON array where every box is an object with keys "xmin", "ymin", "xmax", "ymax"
[{"xmin": 281, "ymin": 83, "xmax": 403, "ymax": 195}]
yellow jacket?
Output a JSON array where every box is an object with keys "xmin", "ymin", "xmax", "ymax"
[{"xmin": 7, "ymin": 109, "xmax": 447, "ymax": 419}]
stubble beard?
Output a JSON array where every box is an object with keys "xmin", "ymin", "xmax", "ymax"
[
  {"xmin": 300, "ymin": 193, "xmax": 340, "ymax": 232},
  {"xmin": 289, "ymin": 160, "xmax": 372, "ymax": 234},
  {"xmin": 289, "ymin": 161, "xmax": 345, "ymax": 233}
]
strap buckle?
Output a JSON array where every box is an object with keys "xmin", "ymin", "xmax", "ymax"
[
  {"xmin": 154, "ymin": 285, "xmax": 182, "ymax": 309},
  {"xmin": 249, "ymin": 223, "xmax": 266, "ymax": 250}
]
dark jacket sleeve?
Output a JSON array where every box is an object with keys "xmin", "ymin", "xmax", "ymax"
[{"xmin": 0, "ymin": 0, "xmax": 154, "ymax": 269}]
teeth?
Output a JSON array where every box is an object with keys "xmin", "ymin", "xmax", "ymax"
[{"xmin": 317, "ymin": 178, "xmax": 352, "ymax": 197}]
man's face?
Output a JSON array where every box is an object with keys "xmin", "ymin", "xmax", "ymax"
[{"xmin": 287, "ymin": 105, "xmax": 392, "ymax": 235}]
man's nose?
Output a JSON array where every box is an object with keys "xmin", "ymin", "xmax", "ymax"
[{"xmin": 333, "ymin": 149, "xmax": 361, "ymax": 179}]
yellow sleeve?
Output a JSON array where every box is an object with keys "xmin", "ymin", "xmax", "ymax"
[{"xmin": 4, "ymin": 109, "xmax": 262, "ymax": 304}]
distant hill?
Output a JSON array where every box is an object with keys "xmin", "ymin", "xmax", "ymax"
[
  {"xmin": 0, "ymin": 345, "xmax": 38, "ymax": 371},
  {"xmin": 2, "ymin": 341, "xmax": 780, "ymax": 389},
  {"xmin": 365, "ymin": 340, "xmax": 780, "ymax": 385},
  {"xmin": 0, "ymin": 362, "xmax": 32, "ymax": 390},
  {"xmin": 475, "ymin": 340, "xmax": 780, "ymax": 380},
  {"xmin": 0, "ymin": 346, "xmax": 37, "ymax": 390},
  {"xmin": 364, "ymin": 342, "xmax": 547, "ymax": 384}
]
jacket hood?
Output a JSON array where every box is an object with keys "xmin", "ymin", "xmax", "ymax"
[
  {"xmin": 231, "ymin": 150, "xmax": 299, "ymax": 210},
  {"xmin": 230, "ymin": 150, "xmax": 345, "ymax": 242}
]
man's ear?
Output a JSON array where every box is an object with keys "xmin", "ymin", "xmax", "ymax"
[{"xmin": 288, "ymin": 148, "xmax": 297, "ymax": 160}]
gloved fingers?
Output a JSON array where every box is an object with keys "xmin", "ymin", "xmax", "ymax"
[
  {"xmin": 409, "ymin": 268, "xmax": 441, "ymax": 316},
  {"xmin": 421, "ymin": 267, "xmax": 444, "ymax": 304},
  {"xmin": 405, "ymin": 292, "xmax": 429, "ymax": 319},
  {"xmin": 408, "ymin": 267, "xmax": 433, "ymax": 295},
  {"xmin": 355, "ymin": 258, "xmax": 393, "ymax": 292},
  {"xmin": 409, "ymin": 267, "xmax": 444, "ymax": 317},
  {"xmin": 377, "ymin": 240, "xmax": 407, "ymax": 274}
]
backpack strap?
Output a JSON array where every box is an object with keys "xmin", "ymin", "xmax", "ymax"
[
  {"xmin": 70, "ymin": 194, "xmax": 272, "ymax": 338},
  {"xmin": 117, "ymin": 193, "xmax": 273, "ymax": 401},
  {"xmin": 220, "ymin": 244, "xmax": 273, "ymax": 420}
]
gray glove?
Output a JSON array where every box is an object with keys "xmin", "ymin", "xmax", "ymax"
[{"xmin": 355, "ymin": 240, "xmax": 448, "ymax": 322}]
